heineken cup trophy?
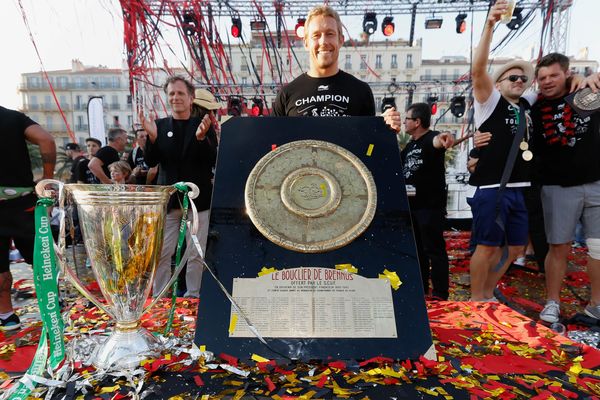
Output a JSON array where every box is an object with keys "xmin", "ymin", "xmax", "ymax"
[{"xmin": 35, "ymin": 180, "xmax": 199, "ymax": 370}]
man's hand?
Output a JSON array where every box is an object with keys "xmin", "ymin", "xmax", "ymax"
[
  {"xmin": 382, "ymin": 107, "xmax": 402, "ymax": 132},
  {"xmin": 196, "ymin": 114, "xmax": 211, "ymax": 141},
  {"xmin": 433, "ymin": 132, "xmax": 454, "ymax": 149},
  {"xmin": 577, "ymin": 72, "xmax": 600, "ymax": 93},
  {"xmin": 487, "ymin": 0, "xmax": 508, "ymax": 26},
  {"xmin": 139, "ymin": 111, "xmax": 157, "ymax": 143},
  {"xmin": 473, "ymin": 130, "xmax": 492, "ymax": 148},
  {"xmin": 467, "ymin": 156, "xmax": 479, "ymax": 173}
]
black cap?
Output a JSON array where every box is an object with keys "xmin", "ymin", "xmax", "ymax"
[{"xmin": 65, "ymin": 143, "xmax": 80, "ymax": 151}]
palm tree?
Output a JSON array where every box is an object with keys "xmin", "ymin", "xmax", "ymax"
[{"xmin": 27, "ymin": 144, "xmax": 71, "ymax": 182}]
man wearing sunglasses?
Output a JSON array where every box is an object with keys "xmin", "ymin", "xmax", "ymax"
[{"xmin": 467, "ymin": 0, "xmax": 537, "ymax": 301}]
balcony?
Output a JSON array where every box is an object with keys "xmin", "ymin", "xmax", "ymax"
[
  {"xmin": 420, "ymin": 74, "xmax": 462, "ymax": 81},
  {"xmin": 109, "ymin": 103, "xmax": 121, "ymax": 110},
  {"xmin": 344, "ymin": 63, "xmax": 352, "ymax": 70},
  {"xmin": 20, "ymin": 81, "xmax": 124, "ymax": 91},
  {"xmin": 75, "ymin": 124, "xmax": 89, "ymax": 131},
  {"xmin": 390, "ymin": 63, "xmax": 398, "ymax": 70}
]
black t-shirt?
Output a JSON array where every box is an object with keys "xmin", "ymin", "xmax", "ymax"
[
  {"xmin": 0, "ymin": 106, "xmax": 37, "ymax": 187},
  {"xmin": 76, "ymin": 158, "xmax": 98, "ymax": 184},
  {"xmin": 401, "ymin": 130, "xmax": 447, "ymax": 210},
  {"xmin": 69, "ymin": 155, "xmax": 85, "ymax": 183},
  {"xmin": 531, "ymin": 97, "xmax": 600, "ymax": 186},
  {"xmin": 272, "ymin": 70, "xmax": 375, "ymax": 117},
  {"xmin": 93, "ymin": 146, "xmax": 120, "ymax": 179},
  {"xmin": 469, "ymin": 96, "xmax": 532, "ymax": 187}
]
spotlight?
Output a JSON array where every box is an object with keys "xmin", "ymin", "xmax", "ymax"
[
  {"xmin": 381, "ymin": 97, "xmax": 396, "ymax": 114},
  {"xmin": 363, "ymin": 12, "xmax": 377, "ymax": 36},
  {"xmin": 295, "ymin": 18, "xmax": 306, "ymax": 39},
  {"xmin": 381, "ymin": 16, "xmax": 394, "ymax": 37},
  {"xmin": 228, "ymin": 96, "xmax": 243, "ymax": 116},
  {"xmin": 250, "ymin": 19, "xmax": 267, "ymax": 31},
  {"xmin": 427, "ymin": 94, "xmax": 439, "ymax": 115},
  {"xmin": 182, "ymin": 11, "xmax": 197, "ymax": 36},
  {"xmin": 251, "ymin": 97, "xmax": 263, "ymax": 116},
  {"xmin": 450, "ymin": 96, "xmax": 466, "ymax": 118},
  {"xmin": 506, "ymin": 7, "xmax": 524, "ymax": 31},
  {"xmin": 231, "ymin": 17, "xmax": 242, "ymax": 38},
  {"xmin": 455, "ymin": 13, "xmax": 467, "ymax": 34},
  {"xmin": 425, "ymin": 17, "xmax": 443, "ymax": 29}
]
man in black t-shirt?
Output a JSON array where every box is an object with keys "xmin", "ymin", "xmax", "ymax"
[
  {"xmin": 65, "ymin": 143, "xmax": 85, "ymax": 183},
  {"xmin": 468, "ymin": 1, "xmax": 536, "ymax": 302},
  {"xmin": 272, "ymin": 5, "xmax": 402, "ymax": 131},
  {"xmin": 88, "ymin": 128, "xmax": 128, "ymax": 184},
  {"xmin": 0, "ymin": 106, "xmax": 56, "ymax": 331},
  {"xmin": 127, "ymin": 129, "xmax": 154, "ymax": 184},
  {"xmin": 401, "ymin": 103, "xmax": 454, "ymax": 300},
  {"xmin": 531, "ymin": 53, "xmax": 600, "ymax": 323},
  {"xmin": 76, "ymin": 137, "xmax": 102, "ymax": 184}
]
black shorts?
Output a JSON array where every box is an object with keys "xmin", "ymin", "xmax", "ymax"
[{"xmin": 0, "ymin": 194, "xmax": 36, "ymax": 273}]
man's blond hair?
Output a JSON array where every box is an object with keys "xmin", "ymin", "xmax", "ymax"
[{"xmin": 305, "ymin": 5, "xmax": 344, "ymax": 40}]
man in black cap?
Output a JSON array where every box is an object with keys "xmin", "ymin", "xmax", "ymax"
[{"xmin": 65, "ymin": 143, "xmax": 85, "ymax": 183}]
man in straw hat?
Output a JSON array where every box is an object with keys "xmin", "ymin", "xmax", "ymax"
[
  {"xmin": 139, "ymin": 77, "xmax": 219, "ymax": 298},
  {"xmin": 467, "ymin": 0, "xmax": 537, "ymax": 302}
]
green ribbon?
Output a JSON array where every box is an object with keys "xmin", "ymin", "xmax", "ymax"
[
  {"xmin": 8, "ymin": 198, "xmax": 65, "ymax": 399},
  {"xmin": 163, "ymin": 183, "xmax": 190, "ymax": 334},
  {"xmin": 8, "ymin": 327, "xmax": 49, "ymax": 400}
]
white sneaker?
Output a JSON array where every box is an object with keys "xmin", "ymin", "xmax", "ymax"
[{"xmin": 540, "ymin": 300, "xmax": 560, "ymax": 323}]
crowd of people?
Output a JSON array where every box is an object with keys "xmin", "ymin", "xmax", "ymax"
[{"xmin": 1, "ymin": 1, "xmax": 600, "ymax": 332}]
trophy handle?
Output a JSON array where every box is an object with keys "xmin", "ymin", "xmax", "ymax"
[
  {"xmin": 35, "ymin": 179, "xmax": 116, "ymax": 319},
  {"xmin": 143, "ymin": 192, "xmax": 200, "ymax": 314}
]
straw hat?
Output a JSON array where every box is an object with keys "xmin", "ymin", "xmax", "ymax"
[
  {"xmin": 193, "ymin": 88, "xmax": 224, "ymax": 110},
  {"xmin": 491, "ymin": 60, "xmax": 534, "ymax": 90}
]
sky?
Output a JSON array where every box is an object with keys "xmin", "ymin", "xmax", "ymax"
[{"xmin": 1, "ymin": 0, "xmax": 599, "ymax": 110}]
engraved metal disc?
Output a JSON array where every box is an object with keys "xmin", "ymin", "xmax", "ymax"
[
  {"xmin": 574, "ymin": 87, "xmax": 600, "ymax": 111},
  {"xmin": 519, "ymin": 141, "xmax": 529, "ymax": 151},
  {"xmin": 522, "ymin": 150, "xmax": 533, "ymax": 161},
  {"xmin": 245, "ymin": 140, "xmax": 377, "ymax": 253}
]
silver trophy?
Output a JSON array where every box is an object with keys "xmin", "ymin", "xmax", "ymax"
[{"xmin": 35, "ymin": 180, "xmax": 199, "ymax": 370}]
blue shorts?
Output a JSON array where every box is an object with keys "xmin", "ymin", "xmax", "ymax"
[{"xmin": 468, "ymin": 187, "xmax": 528, "ymax": 247}]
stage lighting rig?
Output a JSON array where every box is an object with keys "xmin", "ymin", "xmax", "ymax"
[
  {"xmin": 231, "ymin": 17, "xmax": 242, "ymax": 38},
  {"xmin": 506, "ymin": 8, "xmax": 524, "ymax": 30},
  {"xmin": 450, "ymin": 96, "xmax": 466, "ymax": 118},
  {"xmin": 251, "ymin": 97, "xmax": 263, "ymax": 116},
  {"xmin": 381, "ymin": 16, "xmax": 395, "ymax": 37},
  {"xmin": 425, "ymin": 15, "xmax": 443, "ymax": 29},
  {"xmin": 363, "ymin": 12, "xmax": 377, "ymax": 35},
  {"xmin": 455, "ymin": 13, "xmax": 467, "ymax": 34},
  {"xmin": 295, "ymin": 18, "xmax": 306, "ymax": 39}
]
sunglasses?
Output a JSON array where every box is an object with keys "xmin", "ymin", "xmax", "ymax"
[{"xmin": 499, "ymin": 74, "xmax": 529, "ymax": 83}]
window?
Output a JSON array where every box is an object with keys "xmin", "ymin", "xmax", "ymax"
[
  {"xmin": 127, "ymin": 95, "xmax": 133, "ymax": 105},
  {"xmin": 112, "ymin": 95, "xmax": 119, "ymax": 109},
  {"xmin": 406, "ymin": 54, "xmax": 413, "ymax": 69},
  {"xmin": 453, "ymin": 68, "xmax": 460, "ymax": 79},
  {"xmin": 441, "ymin": 69, "xmax": 447, "ymax": 80},
  {"xmin": 241, "ymin": 56, "xmax": 248, "ymax": 72},
  {"xmin": 375, "ymin": 55, "xmax": 382, "ymax": 69},
  {"xmin": 344, "ymin": 54, "xmax": 352, "ymax": 70},
  {"xmin": 112, "ymin": 76, "xmax": 120, "ymax": 88},
  {"xmin": 360, "ymin": 55, "xmax": 367, "ymax": 70},
  {"xmin": 375, "ymin": 97, "xmax": 382, "ymax": 113},
  {"xmin": 127, "ymin": 115, "xmax": 133, "ymax": 128},
  {"xmin": 391, "ymin": 54, "xmax": 397, "ymax": 69},
  {"xmin": 241, "ymin": 77, "xmax": 247, "ymax": 85},
  {"xmin": 30, "ymin": 95, "xmax": 38, "ymax": 105},
  {"xmin": 424, "ymin": 69, "xmax": 432, "ymax": 80},
  {"xmin": 45, "ymin": 116, "xmax": 53, "ymax": 130}
]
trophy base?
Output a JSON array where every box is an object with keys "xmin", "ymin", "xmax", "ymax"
[{"xmin": 93, "ymin": 325, "xmax": 160, "ymax": 370}]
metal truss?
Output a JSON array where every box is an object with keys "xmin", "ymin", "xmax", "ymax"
[{"xmin": 147, "ymin": 0, "xmax": 544, "ymax": 17}]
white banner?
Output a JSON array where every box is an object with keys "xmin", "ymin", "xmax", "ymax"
[{"xmin": 87, "ymin": 97, "xmax": 106, "ymax": 146}]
